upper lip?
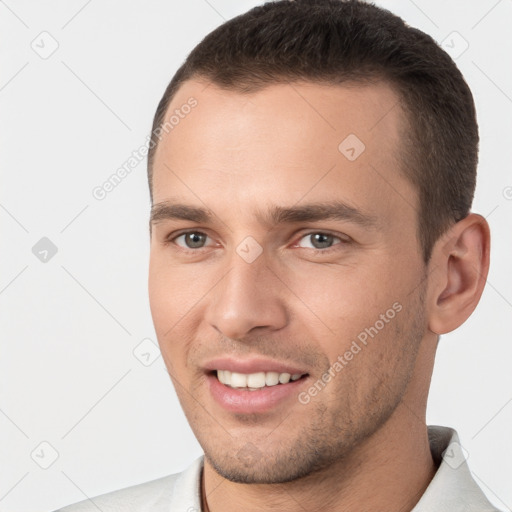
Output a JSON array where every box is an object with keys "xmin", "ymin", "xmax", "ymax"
[{"xmin": 203, "ymin": 357, "xmax": 309, "ymax": 375}]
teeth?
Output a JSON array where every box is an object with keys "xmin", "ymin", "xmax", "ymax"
[
  {"xmin": 217, "ymin": 370, "xmax": 305, "ymax": 388},
  {"xmin": 279, "ymin": 373, "xmax": 291, "ymax": 384},
  {"xmin": 247, "ymin": 372, "xmax": 266, "ymax": 388},
  {"xmin": 230, "ymin": 372, "xmax": 247, "ymax": 388},
  {"xmin": 265, "ymin": 372, "xmax": 279, "ymax": 386}
]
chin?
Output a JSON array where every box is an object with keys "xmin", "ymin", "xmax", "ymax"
[
  {"xmin": 207, "ymin": 457, "xmax": 312, "ymax": 484},
  {"xmin": 203, "ymin": 439, "xmax": 340, "ymax": 484}
]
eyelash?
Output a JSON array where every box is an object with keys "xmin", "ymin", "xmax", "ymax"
[{"xmin": 165, "ymin": 230, "xmax": 350, "ymax": 255}]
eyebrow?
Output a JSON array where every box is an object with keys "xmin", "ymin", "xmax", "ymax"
[
  {"xmin": 151, "ymin": 202, "xmax": 211, "ymax": 224},
  {"xmin": 150, "ymin": 200, "xmax": 378, "ymax": 229}
]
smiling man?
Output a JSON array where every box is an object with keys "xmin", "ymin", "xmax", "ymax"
[{"xmin": 57, "ymin": 1, "xmax": 498, "ymax": 511}]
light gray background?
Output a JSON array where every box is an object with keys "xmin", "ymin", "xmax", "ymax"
[{"xmin": 1, "ymin": 1, "xmax": 511, "ymax": 511}]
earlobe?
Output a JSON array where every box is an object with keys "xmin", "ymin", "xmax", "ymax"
[{"xmin": 428, "ymin": 213, "xmax": 490, "ymax": 335}]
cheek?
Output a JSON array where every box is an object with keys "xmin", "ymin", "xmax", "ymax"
[
  {"xmin": 148, "ymin": 259, "xmax": 174, "ymax": 335},
  {"xmin": 290, "ymin": 264, "xmax": 391, "ymax": 332},
  {"xmin": 148, "ymin": 252, "xmax": 205, "ymax": 329},
  {"xmin": 289, "ymin": 257, "xmax": 413, "ymax": 366},
  {"xmin": 148, "ymin": 254, "xmax": 203, "ymax": 371}
]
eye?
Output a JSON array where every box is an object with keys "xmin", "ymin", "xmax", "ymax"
[
  {"xmin": 296, "ymin": 232, "xmax": 346, "ymax": 250},
  {"xmin": 173, "ymin": 231, "xmax": 213, "ymax": 249}
]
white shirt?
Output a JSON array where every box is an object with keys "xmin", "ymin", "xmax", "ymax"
[{"xmin": 55, "ymin": 426, "xmax": 501, "ymax": 511}]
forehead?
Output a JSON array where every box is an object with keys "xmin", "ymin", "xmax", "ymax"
[
  {"xmin": 151, "ymin": 79, "xmax": 416, "ymax": 229},
  {"xmin": 159, "ymin": 78, "xmax": 405, "ymax": 154}
]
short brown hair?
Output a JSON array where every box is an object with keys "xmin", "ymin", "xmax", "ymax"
[{"xmin": 148, "ymin": 0, "xmax": 479, "ymax": 263}]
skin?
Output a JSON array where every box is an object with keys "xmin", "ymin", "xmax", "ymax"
[{"xmin": 148, "ymin": 79, "xmax": 490, "ymax": 512}]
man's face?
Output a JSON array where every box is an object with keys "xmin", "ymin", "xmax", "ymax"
[{"xmin": 148, "ymin": 80, "xmax": 429, "ymax": 483}]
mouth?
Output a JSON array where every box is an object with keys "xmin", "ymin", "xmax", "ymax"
[
  {"xmin": 204, "ymin": 360, "xmax": 311, "ymax": 414},
  {"xmin": 214, "ymin": 369, "xmax": 308, "ymax": 390}
]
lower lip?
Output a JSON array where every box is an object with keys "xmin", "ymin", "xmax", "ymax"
[{"xmin": 207, "ymin": 373, "xmax": 308, "ymax": 414}]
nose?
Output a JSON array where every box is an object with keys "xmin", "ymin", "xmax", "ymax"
[{"xmin": 205, "ymin": 252, "xmax": 288, "ymax": 340}]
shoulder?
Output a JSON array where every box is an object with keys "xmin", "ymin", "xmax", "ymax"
[
  {"xmin": 416, "ymin": 426, "xmax": 503, "ymax": 512},
  {"xmin": 54, "ymin": 473, "xmax": 179, "ymax": 512},
  {"xmin": 53, "ymin": 457, "xmax": 203, "ymax": 512}
]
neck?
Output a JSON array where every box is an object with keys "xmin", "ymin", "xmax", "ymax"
[{"xmin": 202, "ymin": 414, "xmax": 436, "ymax": 512}]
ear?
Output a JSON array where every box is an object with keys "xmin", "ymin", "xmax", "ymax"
[{"xmin": 428, "ymin": 213, "xmax": 490, "ymax": 335}]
